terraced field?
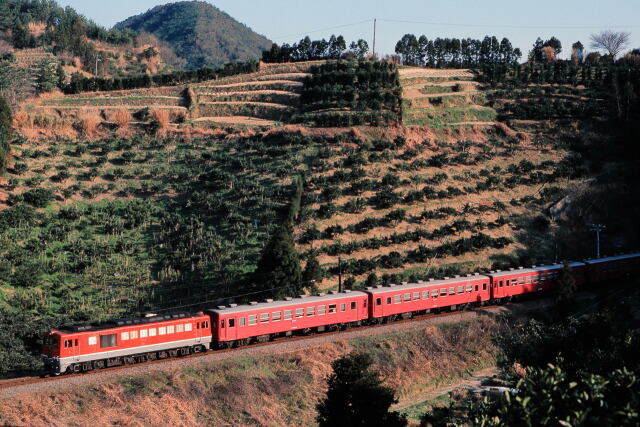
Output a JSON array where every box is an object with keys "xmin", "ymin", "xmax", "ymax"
[{"xmin": 400, "ymin": 67, "xmax": 496, "ymax": 127}]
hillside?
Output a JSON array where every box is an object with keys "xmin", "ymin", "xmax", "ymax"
[{"xmin": 116, "ymin": 1, "xmax": 272, "ymax": 69}]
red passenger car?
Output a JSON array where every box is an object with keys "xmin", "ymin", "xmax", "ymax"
[
  {"xmin": 487, "ymin": 262, "xmax": 588, "ymax": 300},
  {"xmin": 41, "ymin": 313, "xmax": 212, "ymax": 374},
  {"xmin": 363, "ymin": 274, "xmax": 491, "ymax": 322},
  {"xmin": 585, "ymin": 253, "xmax": 640, "ymax": 284},
  {"xmin": 206, "ymin": 290, "xmax": 369, "ymax": 348}
]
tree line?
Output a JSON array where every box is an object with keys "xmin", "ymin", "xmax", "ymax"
[
  {"xmin": 394, "ymin": 35, "xmax": 522, "ymax": 67},
  {"xmin": 262, "ymin": 35, "xmax": 370, "ymax": 63},
  {"xmin": 60, "ymin": 60, "xmax": 259, "ymax": 94}
]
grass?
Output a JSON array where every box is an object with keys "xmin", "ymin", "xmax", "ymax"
[{"xmin": 404, "ymin": 106, "xmax": 498, "ymax": 127}]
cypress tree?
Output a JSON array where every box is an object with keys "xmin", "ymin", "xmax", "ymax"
[
  {"xmin": 0, "ymin": 96, "xmax": 12, "ymax": 174},
  {"xmin": 252, "ymin": 223, "xmax": 302, "ymax": 299},
  {"xmin": 302, "ymin": 252, "xmax": 324, "ymax": 292}
]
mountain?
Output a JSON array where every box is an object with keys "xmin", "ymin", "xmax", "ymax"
[{"xmin": 116, "ymin": 1, "xmax": 272, "ymax": 69}]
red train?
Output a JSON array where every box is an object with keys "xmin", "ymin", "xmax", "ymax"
[{"xmin": 42, "ymin": 253, "xmax": 640, "ymax": 374}]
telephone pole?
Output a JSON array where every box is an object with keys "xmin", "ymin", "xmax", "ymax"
[
  {"xmin": 338, "ymin": 257, "xmax": 343, "ymax": 292},
  {"xmin": 590, "ymin": 224, "xmax": 605, "ymax": 258},
  {"xmin": 372, "ymin": 18, "xmax": 377, "ymax": 58}
]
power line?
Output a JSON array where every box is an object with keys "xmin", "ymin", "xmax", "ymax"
[
  {"xmin": 377, "ymin": 18, "xmax": 640, "ymax": 30},
  {"xmin": 271, "ymin": 19, "xmax": 374, "ymax": 40}
]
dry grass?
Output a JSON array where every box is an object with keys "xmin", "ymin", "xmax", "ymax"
[
  {"xmin": 78, "ymin": 111, "xmax": 102, "ymax": 138},
  {"xmin": 151, "ymin": 109, "xmax": 171, "ymax": 136}
]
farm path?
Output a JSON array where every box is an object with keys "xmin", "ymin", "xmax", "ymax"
[
  {"xmin": 193, "ymin": 116, "xmax": 278, "ymax": 126},
  {"xmin": 393, "ymin": 366, "xmax": 498, "ymax": 411}
]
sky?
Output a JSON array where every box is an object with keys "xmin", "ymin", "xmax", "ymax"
[{"xmin": 57, "ymin": 0, "xmax": 640, "ymax": 59}]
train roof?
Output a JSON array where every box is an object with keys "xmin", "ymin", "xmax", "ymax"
[
  {"xmin": 485, "ymin": 261, "xmax": 586, "ymax": 278},
  {"xmin": 584, "ymin": 253, "xmax": 640, "ymax": 265},
  {"xmin": 206, "ymin": 290, "xmax": 368, "ymax": 315},
  {"xmin": 57, "ymin": 312, "xmax": 205, "ymax": 334},
  {"xmin": 364, "ymin": 274, "xmax": 489, "ymax": 295}
]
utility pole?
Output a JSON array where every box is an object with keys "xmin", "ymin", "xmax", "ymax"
[
  {"xmin": 94, "ymin": 53, "xmax": 102, "ymax": 77},
  {"xmin": 338, "ymin": 257, "xmax": 343, "ymax": 292},
  {"xmin": 373, "ymin": 18, "xmax": 377, "ymax": 58},
  {"xmin": 590, "ymin": 224, "xmax": 606, "ymax": 258}
]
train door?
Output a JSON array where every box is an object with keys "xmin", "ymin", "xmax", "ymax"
[{"xmin": 225, "ymin": 317, "xmax": 237, "ymax": 341}]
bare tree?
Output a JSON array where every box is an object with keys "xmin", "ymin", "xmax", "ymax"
[{"xmin": 589, "ymin": 30, "xmax": 631, "ymax": 59}]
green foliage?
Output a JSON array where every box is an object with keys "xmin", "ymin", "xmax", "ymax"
[
  {"xmin": 296, "ymin": 60, "xmax": 402, "ymax": 127},
  {"xmin": 252, "ymin": 223, "xmax": 303, "ymax": 299},
  {"xmin": 116, "ymin": 1, "xmax": 271, "ymax": 69},
  {"xmin": 302, "ymin": 253, "xmax": 324, "ymax": 292},
  {"xmin": 471, "ymin": 365, "xmax": 640, "ymax": 426},
  {"xmin": 0, "ymin": 95, "xmax": 10, "ymax": 174},
  {"xmin": 0, "ymin": 308, "xmax": 66, "ymax": 375},
  {"xmin": 35, "ymin": 58, "xmax": 62, "ymax": 94},
  {"xmin": 316, "ymin": 353, "xmax": 407, "ymax": 427},
  {"xmin": 555, "ymin": 262, "xmax": 577, "ymax": 308}
]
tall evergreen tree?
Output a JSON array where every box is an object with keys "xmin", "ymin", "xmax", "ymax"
[
  {"xmin": 252, "ymin": 223, "xmax": 302, "ymax": 299},
  {"xmin": 0, "ymin": 95, "xmax": 11, "ymax": 174},
  {"xmin": 302, "ymin": 252, "xmax": 324, "ymax": 293},
  {"xmin": 317, "ymin": 353, "xmax": 407, "ymax": 427}
]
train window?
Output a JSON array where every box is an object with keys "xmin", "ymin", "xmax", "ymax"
[
  {"xmin": 394, "ymin": 295, "xmax": 402, "ymax": 304},
  {"xmin": 413, "ymin": 292, "xmax": 420, "ymax": 300},
  {"xmin": 499, "ymin": 280, "xmax": 503, "ymax": 287},
  {"xmin": 386, "ymin": 297, "xmax": 392, "ymax": 304},
  {"xmin": 511, "ymin": 279, "xmax": 518, "ymax": 286},
  {"xmin": 284, "ymin": 310, "xmax": 293, "ymax": 320},
  {"xmin": 432, "ymin": 289, "xmax": 439, "ymax": 298},
  {"xmin": 457, "ymin": 286, "xmax": 464, "ymax": 294},
  {"xmin": 140, "ymin": 329, "xmax": 148, "ymax": 338},
  {"xmin": 248, "ymin": 315, "xmax": 258, "ymax": 325},
  {"xmin": 449, "ymin": 287, "xmax": 455, "ymax": 295},
  {"xmin": 422, "ymin": 291, "xmax": 428, "ymax": 299},
  {"xmin": 519, "ymin": 277, "xmax": 525, "ymax": 285},
  {"xmin": 159, "ymin": 327, "xmax": 167, "ymax": 335},
  {"xmin": 307, "ymin": 307, "xmax": 315, "ymax": 316},
  {"xmin": 329, "ymin": 304, "xmax": 337, "ymax": 313},
  {"xmin": 467, "ymin": 285, "xmax": 473, "ymax": 293},
  {"xmin": 351, "ymin": 301, "xmax": 357, "ymax": 310},
  {"xmin": 404, "ymin": 293, "xmax": 411, "ymax": 302},
  {"xmin": 88, "ymin": 336, "xmax": 97, "ymax": 346},
  {"xmin": 475, "ymin": 285, "xmax": 479, "ymax": 292},
  {"xmin": 176, "ymin": 324, "xmax": 183, "ymax": 333},
  {"xmin": 526, "ymin": 276, "xmax": 531, "ymax": 284},
  {"xmin": 483, "ymin": 283, "xmax": 487, "ymax": 290},
  {"xmin": 167, "ymin": 325, "xmax": 175, "ymax": 334},
  {"xmin": 261, "ymin": 313, "xmax": 270, "ymax": 323},
  {"xmin": 240, "ymin": 317, "xmax": 246, "ymax": 326},
  {"xmin": 272, "ymin": 311, "xmax": 282, "ymax": 322},
  {"xmin": 318, "ymin": 305, "xmax": 326, "ymax": 315},
  {"xmin": 100, "ymin": 334, "xmax": 117, "ymax": 348},
  {"xmin": 149, "ymin": 328, "xmax": 157, "ymax": 337},
  {"xmin": 185, "ymin": 323, "xmax": 192, "ymax": 332},
  {"xmin": 440, "ymin": 288, "xmax": 447, "ymax": 297},
  {"xmin": 229, "ymin": 319, "xmax": 235, "ymax": 328},
  {"xmin": 376, "ymin": 298, "xmax": 382, "ymax": 306},
  {"xmin": 121, "ymin": 332, "xmax": 130, "ymax": 341},
  {"xmin": 295, "ymin": 308, "xmax": 304, "ymax": 318},
  {"xmin": 221, "ymin": 320, "xmax": 225, "ymax": 329},
  {"xmin": 533, "ymin": 276, "xmax": 538, "ymax": 283},
  {"xmin": 64, "ymin": 339, "xmax": 72, "ymax": 348},
  {"xmin": 341, "ymin": 303, "xmax": 346, "ymax": 312},
  {"xmin": 130, "ymin": 330, "xmax": 138, "ymax": 339},
  {"xmin": 204, "ymin": 321, "xmax": 209, "ymax": 328}
]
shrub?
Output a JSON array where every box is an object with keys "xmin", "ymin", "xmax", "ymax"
[
  {"xmin": 78, "ymin": 111, "xmax": 101, "ymax": 138},
  {"xmin": 151, "ymin": 109, "xmax": 170, "ymax": 136},
  {"xmin": 21, "ymin": 188, "xmax": 55, "ymax": 208},
  {"xmin": 112, "ymin": 109, "xmax": 132, "ymax": 131}
]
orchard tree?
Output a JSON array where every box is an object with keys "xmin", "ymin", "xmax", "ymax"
[
  {"xmin": 35, "ymin": 57, "xmax": 61, "ymax": 94},
  {"xmin": 302, "ymin": 252, "xmax": 324, "ymax": 292},
  {"xmin": 590, "ymin": 30, "xmax": 631, "ymax": 59},
  {"xmin": 316, "ymin": 353, "xmax": 407, "ymax": 427},
  {"xmin": 544, "ymin": 36, "xmax": 562, "ymax": 56}
]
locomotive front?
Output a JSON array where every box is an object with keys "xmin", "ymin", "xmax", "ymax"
[{"xmin": 41, "ymin": 331, "xmax": 63, "ymax": 374}]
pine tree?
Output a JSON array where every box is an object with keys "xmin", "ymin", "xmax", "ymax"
[
  {"xmin": 0, "ymin": 95, "xmax": 12, "ymax": 174},
  {"xmin": 316, "ymin": 353, "xmax": 407, "ymax": 427},
  {"xmin": 252, "ymin": 223, "xmax": 302, "ymax": 299},
  {"xmin": 556, "ymin": 261, "xmax": 577, "ymax": 309},
  {"xmin": 302, "ymin": 252, "xmax": 324, "ymax": 292}
]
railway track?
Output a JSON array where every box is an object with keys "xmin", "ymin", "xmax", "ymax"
[{"xmin": 0, "ymin": 298, "xmax": 551, "ymax": 396}]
